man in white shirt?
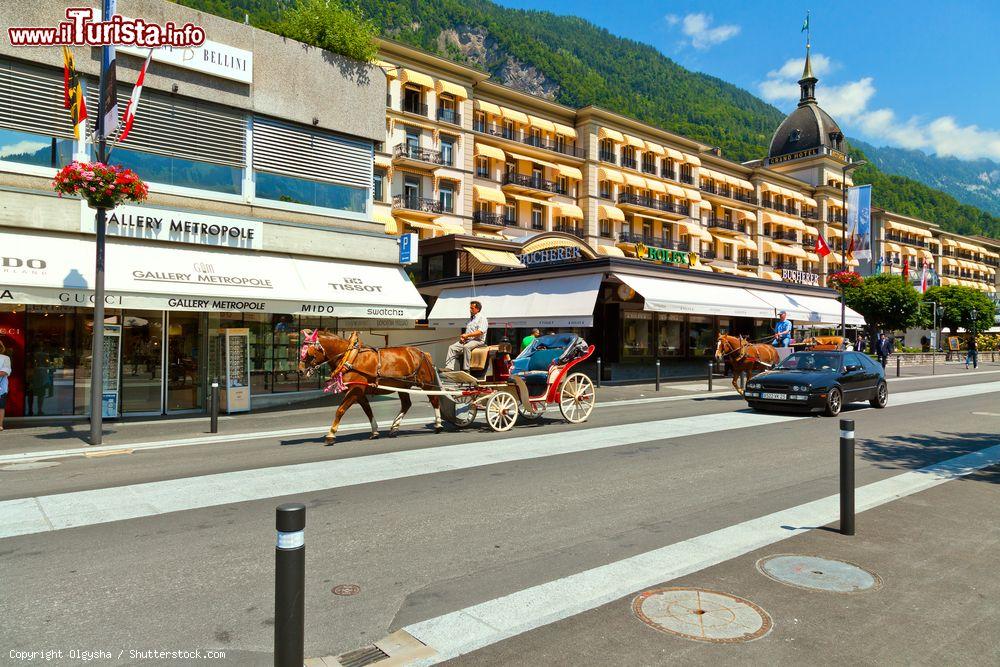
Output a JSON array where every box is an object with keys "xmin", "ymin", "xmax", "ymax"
[
  {"xmin": 0, "ymin": 342, "xmax": 11, "ymax": 431},
  {"xmin": 446, "ymin": 300, "xmax": 488, "ymax": 371}
]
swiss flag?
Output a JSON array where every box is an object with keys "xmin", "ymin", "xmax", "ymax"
[
  {"xmin": 902, "ymin": 260, "xmax": 909, "ymax": 279},
  {"xmin": 814, "ymin": 234, "xmax": 831, "ymax": 257}
]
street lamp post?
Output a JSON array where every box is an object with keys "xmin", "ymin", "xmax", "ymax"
[{"xmin": 838, "ymin": 160, "xmax": 866, "ymax": 349}]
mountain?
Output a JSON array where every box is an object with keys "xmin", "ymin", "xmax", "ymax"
[
  {"xmin": 172, "ymin": 0, "xmax": 1000, "ymax": 240},
  {"xmin": 850, "ymin": 139, "xmax": 1000, "ymax": 217}
]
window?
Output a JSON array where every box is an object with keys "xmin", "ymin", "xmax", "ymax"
[
  {"xmin": 0, "ymin": 127, "xmax": 74, "ymax": 169},
  {"xmin": 474, "ymin": 111, "xmax": 486, "ymax": 132},
  {"xmin": 403, "ymin": 175, "xmax": 420, "ymax": 207},
  {"xmin": 504, "ymin": 204, "xmax": 516, "ymax": 224},
  {"xmin": 599, "ymin": 138, "xmax": 615, "ymax": 162},
  {"xmin": 505, "ymin": 161, "xmax": 516, "ymax": 178},
  {"xmin": 642, "ymin": 154, "xmax": 655, "ymax": 173},
  {"xmin": 599, "ymin": 180, "xmax": 611, "ymax": 199},
  {"xmin": 531, "ymin": 204, "xmax": 544, "ymax": 230},
  {"xmin": 402, "ymin": 86, "xmax": 424, "ymax": 115},
  {"xmin": 373, "ymin": 169, "xmax": 385, "ymax": 202},
  {"xmin": 532, "ymin": 167, "xmax": 543, "ymax": 187},
  {"xmin": 405, "ymin": 129, "xmax": 420, "ymax": 154},
  {"xmin": 723, "ymin": 244, "xmax": 733, "ymax": 260},
  {"xmin": 600, "ymin": 219, "xmax": 611, "ymax": 237},
  {"xmin": 529, "ymin": 128, "xmax": 542, "ymax": 146},
  {"xmin": 621, "ymin": 146, "xmax": 636, "ymax": 169},
  {"xmin": 680, "ymin": 164, "xmax": 692, "ymax": 183},
  {"xmin": 555, "ymin": 135, "xmax": 566, "ymax": 152},
  {"xmin": 503, "ymin": 120, "xmax": 515, "ymax": 139},
  {"xmin": 476, "ymin": 156, "xmax": 489, "ymax": 178},
  {"xmin": 440, "ymin": 137, "xmax": 455, "ymax": 166},
  {"xmin": 438, "ymin": 95, "xmax": 458, "ymax": 124},
  {"xmin": 558, "ymin": 176, "xmax": 568, "ymax": 195},
  {"xmin": 438, "ymin": 182, "xmax": 455, "ymax": 213}
]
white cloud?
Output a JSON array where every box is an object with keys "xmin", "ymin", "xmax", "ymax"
[
  {"xmin": 666, "ymin": 13, "xmax": 740, "ymax": 51},
  {"xmin": 758, "ymin": 55, "xmax": 1000, "ymax": 162},
  {"xmin": 0, "ymin": 139, "xmax": 47, "ymax": 158}
]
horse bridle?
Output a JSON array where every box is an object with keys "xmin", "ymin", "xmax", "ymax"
[{"xmin": 718, "ymin": 337, "xmax": 749, "ymax": 363}]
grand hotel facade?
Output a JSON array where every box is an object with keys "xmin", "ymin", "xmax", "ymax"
[{"xmin": 1, "ymin": 0, "xmax": 998, "ymax": 419}]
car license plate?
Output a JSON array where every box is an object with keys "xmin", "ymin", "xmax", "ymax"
[{"xmin": 762, "ymin": 392, "xmax": 787, "ymax": 400}]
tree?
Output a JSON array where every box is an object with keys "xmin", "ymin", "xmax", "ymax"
[
  {"xmin": 922, "ymin": 286, "xmax": 997, "ymax": 333},
  {"xmin": 843, "ymin": 274, "xmax": 922, "ymax": 342},
  {"xmin": 272, "ymin": 0, "xmax": 379, "ymax": 64}
]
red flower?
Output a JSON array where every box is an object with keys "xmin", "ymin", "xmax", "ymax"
[{"xmin": 52, "ymin": 160, "xmax": 148, "ymax": 208}]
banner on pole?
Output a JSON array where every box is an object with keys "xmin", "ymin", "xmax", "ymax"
[
  {"xmin": 99, "ymin": 0, "xmax": 118, "ymax": 139},
  {"xmin": 846, "ymin": 184, "xmax": 872, "ymax": 261}
]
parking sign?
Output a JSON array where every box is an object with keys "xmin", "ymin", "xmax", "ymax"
[{"xmin": 399, "ymin": 232, "xmax": 418, "ymax": 265}]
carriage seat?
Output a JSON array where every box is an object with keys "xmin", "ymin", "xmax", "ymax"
[{"xmin": 469, "ymin": 342, "xmax": 512, "ymax": 373}]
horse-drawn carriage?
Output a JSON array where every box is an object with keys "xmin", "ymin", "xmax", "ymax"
[
  {"xmin": 716, "ymin": 333, "xmax": 848, "ymax": 396},
  {"xmin": 298, "ymin": 330, "xmax": 596, "ymax": 444}
]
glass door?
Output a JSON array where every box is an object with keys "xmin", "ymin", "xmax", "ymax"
[
  {"xmin": 120, "ymin": 310, "xmax": 164, "ymax": 414},
  {"xmin": 166, "ymin": 312, "xmax": 204, "ymax": 411}
]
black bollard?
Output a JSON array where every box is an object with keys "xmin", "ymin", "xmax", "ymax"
[
  {"xmin": 707, "ymin": 362, "xmax": 713, "ymax": 392},
  {"xmin": 596, "ymin": 357, "xmax": 602, "ymax": 388},
  {"xmin": 896, "ymin": 355, "xmax": 901, "ymax": 378},
  {"xmin": 210, "ymin": 381, "xmax": 220, "ymax": 434},
  {"xmin": 274, "ymin": 503, "xmax": 305, "ymax": 667},
  {"xmin": 839, "ymin": 419, "xmax": 855, "ymax": 536},
  {"xmin": 655, "ymin": 359, "xmax": 661, "ymax": 392}
]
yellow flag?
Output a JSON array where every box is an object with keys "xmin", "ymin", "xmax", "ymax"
[{"xmin": 62, "ymin": 46, "xmax": 88, "ymax": 139}]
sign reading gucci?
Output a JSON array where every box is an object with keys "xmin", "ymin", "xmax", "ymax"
[{"xmin": 781, "ymin": 268, "xmax": 820, "ymax": 286}]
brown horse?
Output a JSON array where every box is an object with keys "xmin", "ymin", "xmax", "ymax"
[
  {"xmin": 715, "ymin": 334, "xmax": 780, "ymax": 395},
  {"xmin": 298, "ymin": 330, "xmax": 442, "ymax": 445}
]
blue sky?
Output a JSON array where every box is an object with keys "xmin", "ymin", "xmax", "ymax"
[{"xmin": 496, "ymin": 0, "xmax": 1000, "ymax": 162}]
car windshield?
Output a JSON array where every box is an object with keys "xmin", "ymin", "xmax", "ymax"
[{"xmin": 776, "ymin": 352, "xmax": 841, "ymax": 372}]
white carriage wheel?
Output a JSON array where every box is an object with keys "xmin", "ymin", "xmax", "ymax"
[
  {"xmin": 520, "ymin": 401, "xmax": 546, "ymax": 420},
  {"xmin": 486, "ymin": 391, "xmax": 519, "ymax": 432},
  {"xmin": 444, "ymin": 393, "xmax": 478, "ymax": 428},
  {"xmin": 559, "ymin": 372, "xmax": 595, "ymax": 423}
]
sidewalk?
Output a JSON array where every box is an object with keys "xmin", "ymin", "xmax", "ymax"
[{"xmin": 451, "ymin": 462, "xmax": 1000, "ymax": 665}]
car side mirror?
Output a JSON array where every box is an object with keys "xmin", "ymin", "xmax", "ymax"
[{"xmin": 845, "ymin": 364, "xmax": 861, "ymax": 372}]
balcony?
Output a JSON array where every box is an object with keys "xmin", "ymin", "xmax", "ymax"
[
  {"xmin": 827, "ymin": 212, "xmax": 845, "ymax": 224},
  {"xmin": 401, "ymin": 99, "xmax": 428, "ymax": 117},
  {"xmin": 773, "ymin": 229, "xmax": 799, "ymax": 243},
  {"xmin": 392, "ymin": 194, "xmax": 443, "ymax": 215},
  {"xmin": 503, "ymin": 172, "xmax": 565, "ymax": 195},
  {"xmin": 472, "ymin": 122, "xmax": 586, "ymax": 158},
  {"xmin": 700, "ymin": 249, "xmax": 719, "ymax": 260},
  {"xmin": 437, "ymin": 108, "xmax": 461, "ymax": 125},
  {"xmin": 641, "ymin": 162, "xmax": 657, "ymax": 175},
  {"xmin": 393, "ymin": 144, "xmax": 446, "ymax": 166},
  {"xmin": 473, "ymin": 211, "xmax": 506, "ymax": 227},
  {"xmin": 737, "ymin": 256, "xmax": 760, "ymax": 267},
  {"xmin": 706, "ymin": 217, "xmax": 747, "ymax": 235},
  {"xmin": 802, "ymin": 237, "xmax": 816, "ymax": 249},
  {"xmin": 617, "ymin": 193, "xmax": 690, "ymax": 217},
  {"xmin": 772, "ymin": 261, "xmax": 799, "ymax": 271},
  {"xmin": 700, "ymin": 182, "xmax": 758, "ymax": 207},
  {"xmin": 554, "ymin": 224, "xmax": 585, "ymax": 238},
  {"xmin": 599, "ymin": 150, "xmax": 617, "ymax": 164},
  {"xmin": 661, "ymin": 167, "xmax": 676, "ymax": 181},
  {"xmin": 618, "ymin": 232, "xmax": 688, "ymax": 250},
  {"xmin": 801, "ymin": 210, "xmax": 819, "ymax": 220},
  {"xmin": 764, "ymin": 201, "xmax": 800, "ymax": 216},
  {"xmin": 621, "ymin": 156, "xmax": 637, "ymax": 170},
  {"xmin": 679, "ymin": 173, "xmax": 694, "ymax": 185},
  {"xmin": 885, "ymin": 232, "xmax": 926, "ymax": 248}
]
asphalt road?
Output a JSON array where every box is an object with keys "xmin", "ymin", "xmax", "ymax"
[{"xmin": 1, "ymin": 371, "xmax": 998, "ymax": 666}]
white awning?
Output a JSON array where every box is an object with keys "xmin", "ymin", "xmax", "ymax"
[
  {"xmin": 614, "ymin": 273, "xmax": 775, "ymax": 318},
  {"xmin": 428, "ymin": 274, "xmax": 601, "ymax": 328},
  {"xmin": 0, "ymin": 230, "xmax": 426, "ymax": 319},
  {"xmin": 747, "ymin": 290, "xmax": 866, "ymax": 326}
]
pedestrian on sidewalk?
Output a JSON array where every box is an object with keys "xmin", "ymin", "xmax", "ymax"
[
  {"xmin": 876, "ymin": 332, "xmax": 893, "ymax": 369},
  {"xmin": 0, "ymin": 341, "xmax": 10, "ymax": 431},
  {"xmin": 965, "ymin": 336, "xmax": 978, "ymax": 369}
]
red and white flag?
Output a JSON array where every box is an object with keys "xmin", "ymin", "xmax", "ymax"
[
  {"xmin": 902, "ymin": 259, "xmax": 909, "ymax": 280},
  {"xmin": 814, "ymin": 234, "xmax": 831, "ymax": 257},
  {"xmin": 119, "ymin": 49, "xmax": 153, "ymax": 143},
  {"xmin": 920, "ymin": 264, "xmax": 928, "ymax": 293}
]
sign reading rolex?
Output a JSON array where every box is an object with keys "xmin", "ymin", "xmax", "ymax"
[{"xmin": 636, "ymin": 243, "xmax": 693, "ymax": 267}]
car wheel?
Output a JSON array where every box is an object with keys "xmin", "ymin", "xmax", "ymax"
[
  {"xmin": 824, "ymin": 388, "xmax": 842, "ymax": 417},
  {"xmin": 870, "ymin": 381, "xmax": 888, "ymax": 409}
]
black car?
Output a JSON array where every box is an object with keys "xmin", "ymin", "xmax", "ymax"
[{"xmin": 744, "ymin": 351, "xmax": 888, "ymax": 416}]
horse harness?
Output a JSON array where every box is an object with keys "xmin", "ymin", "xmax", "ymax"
[{"xmin": 326, "ymin": 332, "xmax": 435, "ymax": 390}]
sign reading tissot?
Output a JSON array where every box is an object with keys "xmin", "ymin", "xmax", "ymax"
[
  {"xmin": 781, "ymin": 268, "xmax": 819, "ymax": 286},
  {"xmin": 81, "ymin": 203, "xmax": 264, "ymax": 250}
]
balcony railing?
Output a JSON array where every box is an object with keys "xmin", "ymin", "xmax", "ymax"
[
  {"xmin": 472, "ymin": 122, "xmax": 587, "ymax": 158},
  {"xmin": 706, "ymin": 217, "xmax": 746, "ymax": 233},
  {"xmin": 801, "ymin": 210, "xmax": 819, "ymax": 220},
  {"xmin": 679, "ymin": 173, "xmax": 694, "ymax": 185},
  {"xmin": 394, "ymin": 144, "xmax": 446, "ymax": 165},
  {"xmin": 737, "ymin": 257, "xmax": 760, "ymax": 267},
  {"xmin": 827, "ymin": 212, "xmax": 845, "ymax": 223},
  {"xmin": 401, "ymin": 99, "xmax": 428, "ymax": 117},
  {"xmin": 473, "ymin": 211, "xmax": 506, "ymax": 226},
  {"xmin": 393, "ymin": 194, "xmax": 444, "ymax": 214},
  {"xmin": 700, "ymin": 249, "xmax": 719, "ymax": 260},
  {"xmin": 437, "ymin": 108, "xmax": 461, "ymax": 125},
  {"xmin": 621, "ymin": 156, "xmax": 637, "ymax": 170},
  {"xmin": 599, "ymin": 150, "xmax": 617, "ymax": 164},
  {"xmin": 661, "ymin": 168, "xmax": 676, "ymax": 181},
  {"xmin": 502, "ymin": 217, "xmax": 519, "ymax": 227},
  {"xmin": 503, "ymin": 172, "xmax": 565, "ymax": 194},
  {"xmin": 554, "ymin": 224, "xmax": 585, "ymax": 238},
  {"xmin": 764, "ymin": 201, "xmax": 800, "ymax": 216},
  {"xmin": 618, "ymin": 231, "xmax": 689, "ymax": 250},
  {"xmin": 700, "ymin": 182, "xmax": 758, "ymax": 206},
  {"xmin": 773, "ymin": 230, "xmax": 799, "ymax": 242},
  {"xmin": 642, "ymin": 162, "xmax": 657, "ymax": 175},
  {"xmin": 885, "ymin": 232, "xmax": 926, "ymax": 248},
  {"xmin": 772, "ymin": 261, "xmax": 799, "ymax": 271},
  {"xmin": 617, "ymin": 193, "xmax": 690, "ymax": 216}
]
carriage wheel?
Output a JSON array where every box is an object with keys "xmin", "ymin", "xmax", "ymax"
[
  {"xmin": 520, "ymin": 401, "xmax": 546, "ymax": 420},
  {"xmin": 486, "ymin": 391, "xmax": 519, "ymax": 432},
  {"xmin": 559, "ymin": 373, "xmax": 595, "ymax": 423},
  {"xmin": 440, "ymin": 394, "xmax": 478, "ymax": 429}
]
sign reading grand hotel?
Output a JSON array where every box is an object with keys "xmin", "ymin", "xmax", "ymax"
[{"xmin": 81, "ymin": 204, "xmax": 263, "ymax": 250}]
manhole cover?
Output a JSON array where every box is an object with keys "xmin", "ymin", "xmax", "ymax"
[
  {"xmin": 1, "ymin": 461, "xmax": 61, "ymax": 471},
  {"xmin": 332, "ymin": 584, "xmax": 361, "ymax": 596},
  {"xmin": 756, "ymin": 555, "xmax": 881, "ymax": 593},
  {"xmin": 632, "ymin": 587, "xmax": 772, "ymax": 643}
]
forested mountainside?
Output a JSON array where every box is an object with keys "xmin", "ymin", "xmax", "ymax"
[{"xmin": 172, "ymin": 0, "xmax": 1000, "ymax": 239}]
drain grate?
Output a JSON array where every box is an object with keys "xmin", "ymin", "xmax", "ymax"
[
  {"xmin": 633, "ymin": 587, "xmax": 772, "ymax": 643},
  {"xmin": 756, "ymin": 555, "xmax": 881, "ymax": 593},
  {"xmin": 337, "ymin": 645, "xmax": 389, "ymax": 667}
]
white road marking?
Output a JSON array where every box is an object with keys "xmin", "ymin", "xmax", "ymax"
[
  {"xmin": 404, "ymin": 443, "xmax": 1000, "ymax": 664},
  {"xmin": 1, "ymin": 381, "xmax": 998, "ymax": 540}
]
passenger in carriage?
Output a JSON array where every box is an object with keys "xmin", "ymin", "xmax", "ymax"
[{"xmin": 445, "ymin": 300, "xmax": 489, "ymax": 371}]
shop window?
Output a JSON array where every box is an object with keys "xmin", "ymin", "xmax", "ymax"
[
  {"xmin": 21, "ymin": 306, "xmax": 77, "ymax": 416},
  {"xmin": 622, "ymin": 311, "xmax": 653, "ymax": 359},
  {"xmin": 656, "ymin": 314, "xmax": 683, "ymax": 357},
  {"xmin": 688, "ymin": 316, "xmax": 715, "ymax": 357}
]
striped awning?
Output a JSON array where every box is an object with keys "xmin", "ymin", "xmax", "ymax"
[
  {"xmin": 528, "ymin": 114, "xmax": 555, "ymax": 132},
  {"xmin": 644, "ymin": 178, "xmax": 667, "ymax": 193},
  {"xmin": 883, "ymin": 242, "xmax": 901, "ymax": 253},
  {"xmin": 558, "ymin": 202, "xmax": 584, "ymax": 219},
  {"xmin": 623, "ymin": 133, "xmax": 645, "ymax": 148},
  {"xmin": 624, "ymin": 172, "xmax": 647, "ymax": 188},
  {"xmin": 761, "ymin": 211, "xmax": 804, "ymax": 230},
  {"xmin": 599, "ymin": 127, "xmax": 625, "ymax": 142},
  {"xmin": 644, "ymin": 141, "xmax": 665, "ymax": 155},
  {"xmin": 435, "ymin": 79, "xmax": 468, "ymax": 99},
  {"xmin": 555, "ymin": 164, "xmax": 583, "ymax": 181},
  {"xmin": 596, "ymin": 244, "xmax": 626, "ymax": 257},
  {"xmin": 507, "ymin": 151, "xmax": 560, "ymax": 170},
  {"xmin": 500, "ymin": 106, "xmax": 529, "ymax": 124},
  {"xmin": 553, "ymin": 122, "xmax": 577, "ymax": 138},
  {"xmin": 465, "ymin": 247, "xmax": 524, "ymax": 268},
  {"xmin": 399, "ymin": 68, "xmax": 434, "ymax": 88},
  {"xmin": 599, "ymin": 204, "xmax": 625, "ymax": 222},
  {"xmin": 475, "ymin": 99, "xmax": 502, "ymax": 116},
  {"xmin": 475, "ymin": 143, "xmax": 505, "ymax": 161}
]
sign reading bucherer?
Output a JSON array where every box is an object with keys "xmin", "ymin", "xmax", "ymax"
[
  {"xmin": 81, "ymin": 203, "xmax": 263, "ymax": 250},
  {"xmin": 781, "ymin": 268, "xmax": 819, "ymax": 286}
]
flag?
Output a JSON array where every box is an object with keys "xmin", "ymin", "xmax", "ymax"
[
  {"xmin": 902, "ymin": 259, "xmax": 909, "ymax": 280},
  {"xmin": 801, "ymin": 12, "xmax": 809, "ymax": 33},
  {"xmin": 920, "ymin": 264, "xmax": 928, "ymax": 293},
  {"xmin": 845, "ymin": 185, "xmax": 872, "ymax": 261},
  {"xmin": 814, "ymin": 233, "xmax": 831, "ymax": 257},
  {"xmin": 61, "ymin": 46, "xmax": 88, "ymax": 139},
  {"xmin": 99, "ymin": 0, "xmax": 118, "ymax": 140},
  {"xmin": 119, "ymin": 50, "xmax": 153, "ymax": 142}
]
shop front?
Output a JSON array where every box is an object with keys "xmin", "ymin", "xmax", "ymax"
[
  {"xmin": 0, "ymin": 229, "xmax": 426, "ymax": 418},
  {"xmin": 416, "ymin": 232, "xmax": 864, "ymax": 381}
]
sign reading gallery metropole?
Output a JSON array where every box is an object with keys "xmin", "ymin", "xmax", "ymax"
[{"xmin": 81, "ymin": 202, "xmax": 263, "ymax": 250}]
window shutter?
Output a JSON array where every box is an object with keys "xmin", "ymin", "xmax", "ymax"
[
  {"xmin": 85, "ymin": 85, "xmax": 245, "ymax": 166},
  {"xmin": 0, "ymin": 59, "xmax": 76, "ymax": 139},
  {"xmin": 252, "ymin": 116, "xmax": 372, "ymax": 189}
]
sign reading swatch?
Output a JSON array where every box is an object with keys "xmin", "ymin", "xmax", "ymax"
[{"xmin": 81, "ymin": 203, "xmax": 263, "ymax": 250}]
